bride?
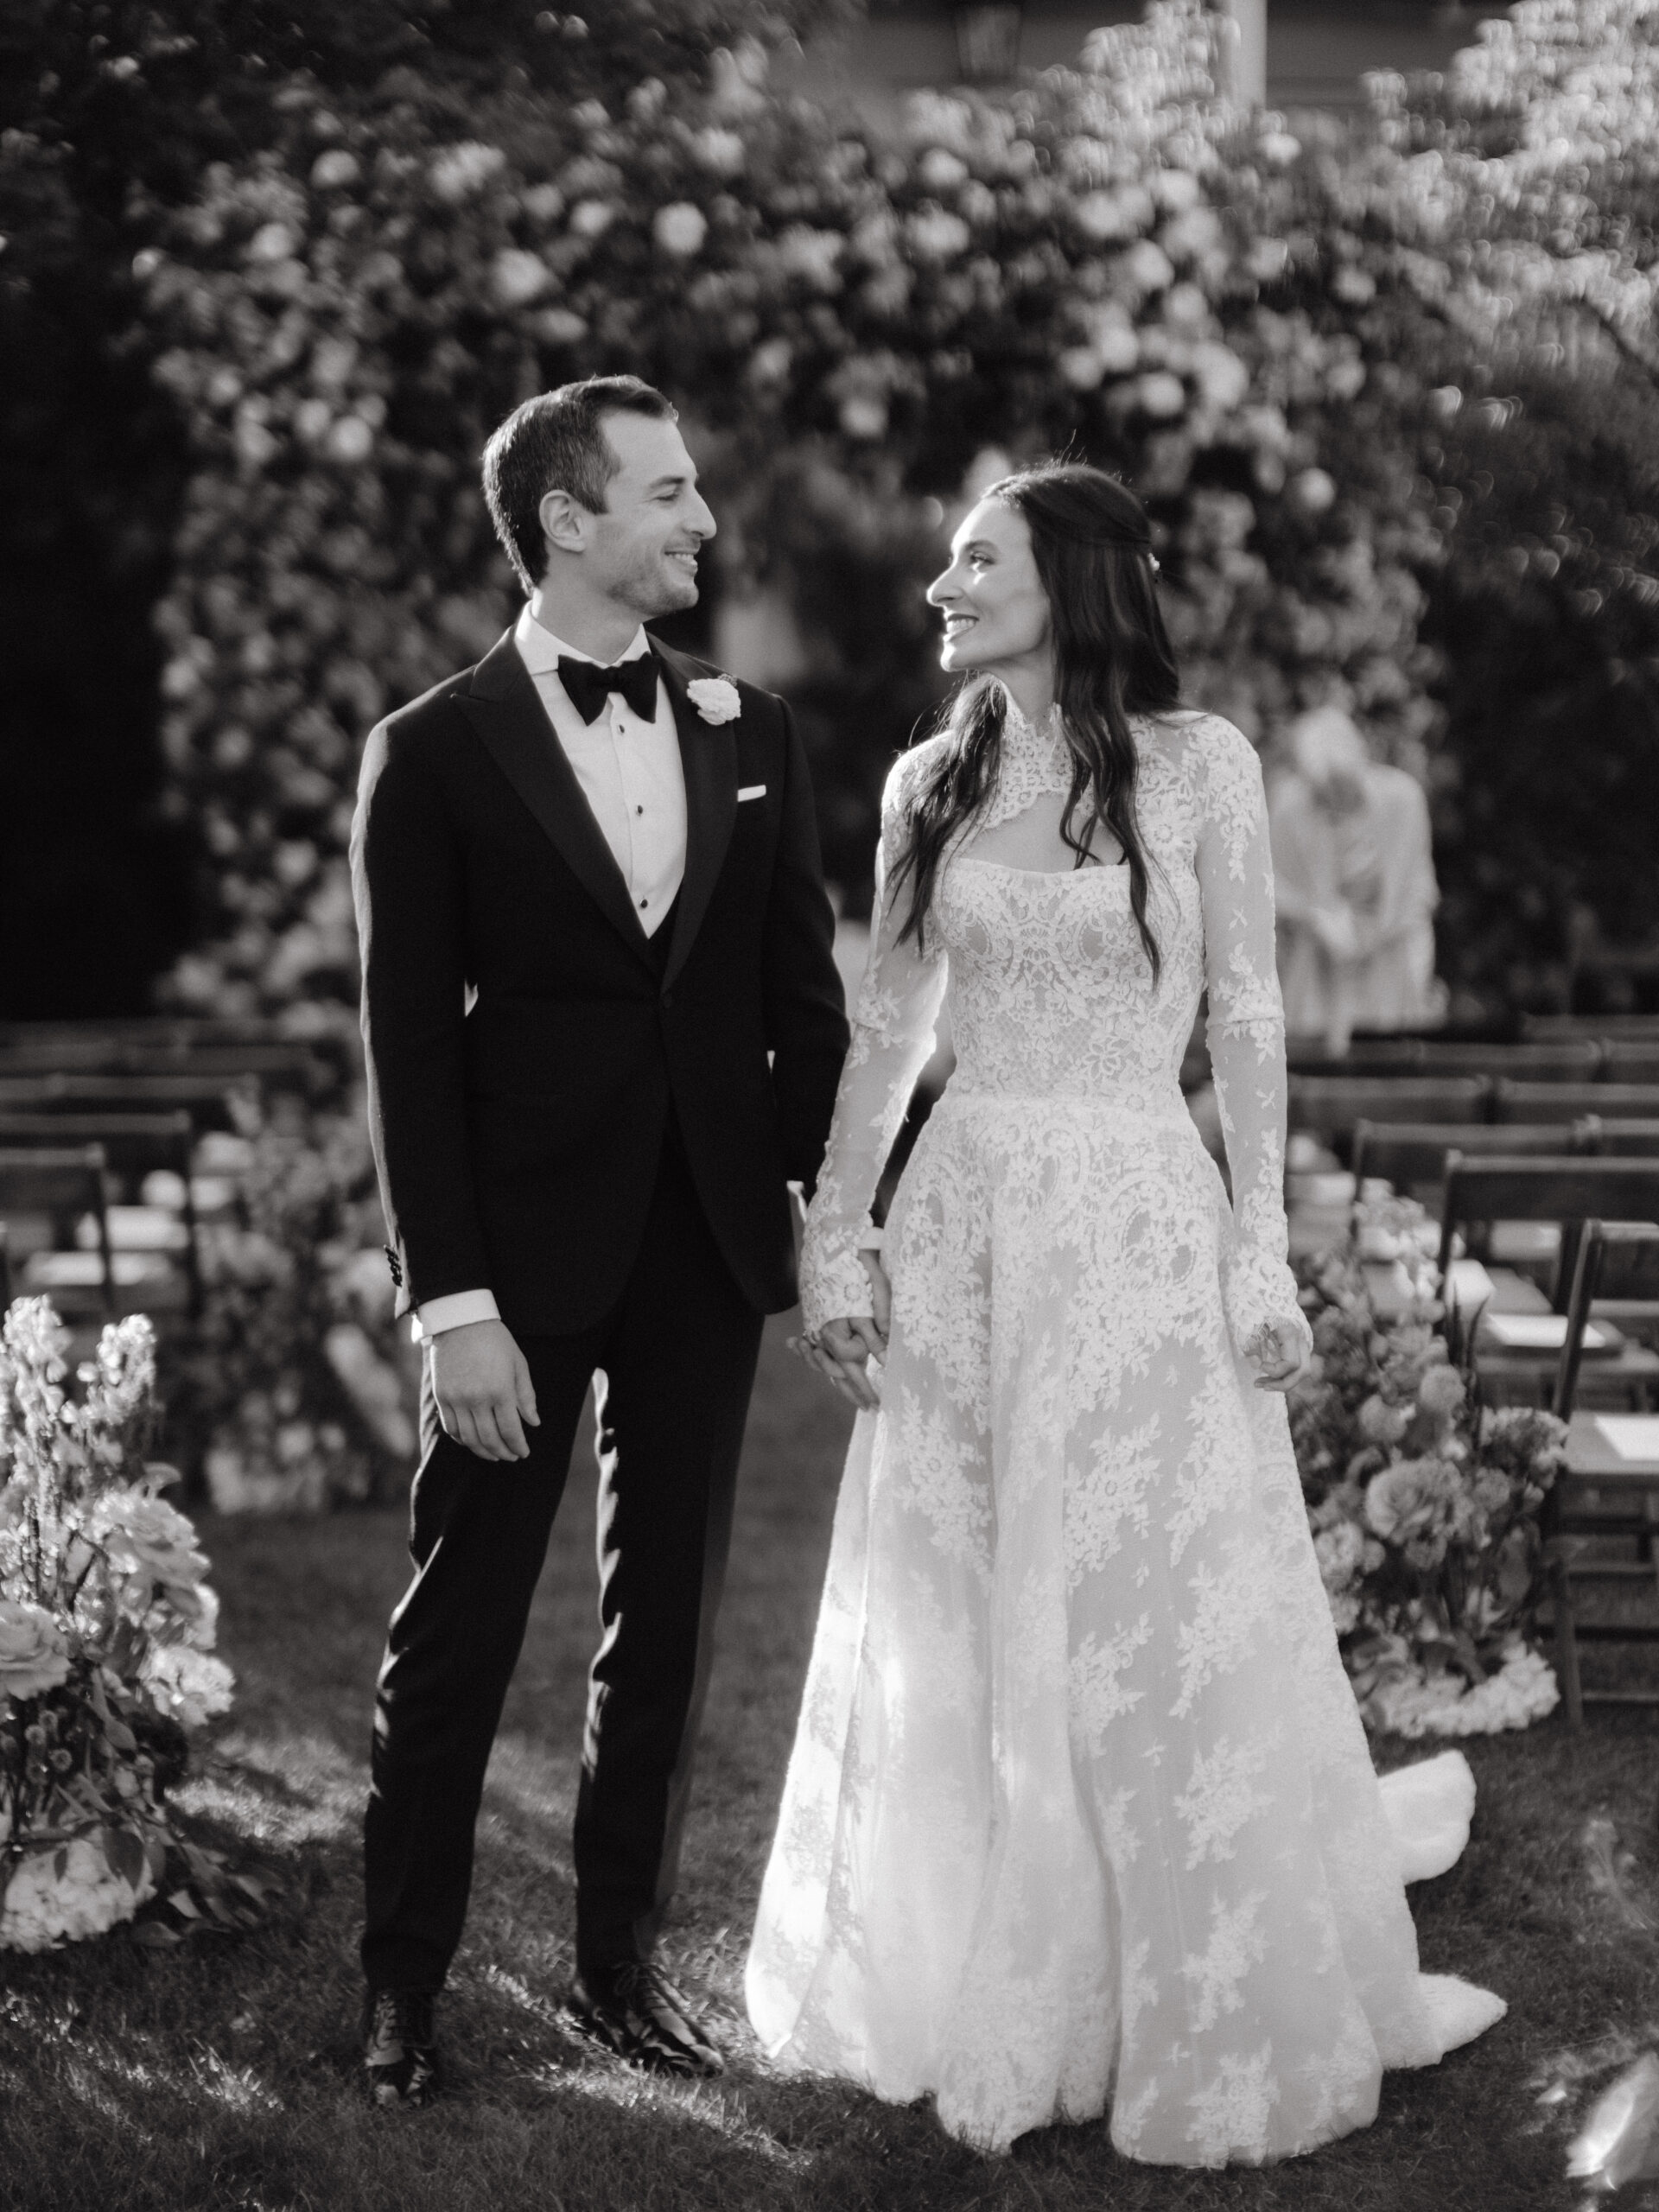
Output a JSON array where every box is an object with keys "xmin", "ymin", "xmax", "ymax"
[{"xmin": 744, "ymin": 462, "xmax": 1503, "ymax": 2165}]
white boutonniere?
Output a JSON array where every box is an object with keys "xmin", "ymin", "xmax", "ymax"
[{"xmin": 686, "ymin": 676, "xmax": 742, "ymax": 725}]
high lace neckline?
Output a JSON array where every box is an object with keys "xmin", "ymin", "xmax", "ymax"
[{"xmin": 983, "ymin": 696, "xmax": 1074, "ymax": 830}]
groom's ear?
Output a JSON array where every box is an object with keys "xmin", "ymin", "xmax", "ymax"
[{"xmin": 538, "ymin": 486, "xmax": 596, "ymax": 559}]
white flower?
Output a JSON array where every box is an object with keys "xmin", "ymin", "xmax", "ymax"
[
  {"xmin": 652, "ymin": 202, "xmax": 708, "ymax": 258},
  {"xmin": 491, "ymin": 247, "xmax": 550, "ymax": 306},
  {"xmin": 0, "ymin": 1834, "xmax": 155, "ymax": 1952},
  {"xmin": 429, "ymin": 142, "xmax": 507, "ymax": 204},
  {"xmin": 326, "ymin": 416, "xmax": 374, "ymax": 464},
  {"xmin": 568, "ymin": 199, "xmax": 616, "ymax": 241},
  {"xmin": 917, "ymin": 147, "xmax": 969, "ymax": 192},
  {"xmin": 686, "ymin": 678, "xmax": 741, "ymax": 725},
  {"xmin": 142, "ymin": 1643, "xmax": 235, "ymax": 1730},
  {"xmin": 246, "ymin": 221, "xmax": 301, "ymax": 265},
  {"xmin": 906, "ymin": 206, "xmax": 971, "ymax": 262},
  {"xmin": 691, "ymin": 127, "xmax": 746, "ymax": 177},
  {"xmin": 1137, "ymin": 370, "xmax": 1187, "ymax": 420},
  {"xmin": 310, "ymin": 149, "xmax": 360, "ymax": 190},
  {"xmin": 0, "ymin": 1599, "xmax": 70, "ymax": 1701},
  {"xmin": 1288, "ymin": 467, "xmax": 1338, "ymax": 517}
]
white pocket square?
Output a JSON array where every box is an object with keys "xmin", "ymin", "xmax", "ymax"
[{"xmin": 737, "ymin": 785, "xmax": 766, "ymax": 802}]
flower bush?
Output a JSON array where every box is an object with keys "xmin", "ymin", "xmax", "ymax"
[
  {"xmin": 0, "ymin": 1300, "xmax": 256, "ymax": 1951},
  {"xmin": 1293, "ymin": 1193, "xmax": 1567, "ymax": 1736},
  {"xmin": 160, "ymin": 1092, "xmax": 418, "ymax": 1512},
  {"xmin": 129, "ymin": 0, "xmax": 1449, "ymax": 1007}
]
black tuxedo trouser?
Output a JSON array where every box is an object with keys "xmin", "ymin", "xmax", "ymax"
[{"xmin": 360, "ymin": 1134, "xmax": 765, "ymax": 1994}]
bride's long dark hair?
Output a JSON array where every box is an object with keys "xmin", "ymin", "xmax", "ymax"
[{"xmin": 890, "ymin": 463, "xmax": 1180, "ymax": 979}]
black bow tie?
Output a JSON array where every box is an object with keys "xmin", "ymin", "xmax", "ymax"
[{"xmin": 556, "ymin": 652, "xmax": 659, "ymax": 726}]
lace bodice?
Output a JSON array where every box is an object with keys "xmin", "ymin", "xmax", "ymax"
[{"xmin": 800, "ymin": 704, "xmax": 1303, "ymax": 1354}]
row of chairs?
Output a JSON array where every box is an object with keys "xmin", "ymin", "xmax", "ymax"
[
  {"xmin": 1292, "ymin": 1076, "xmax": 1659, "ymax": 1151},
  {"xmin": 0, "ymin": 1116, "xmax": 206, "ymax": 1319},
  {"xmin": 1338, "ymin": 1132, "xmax": 1659, "ymax": 1730},
  {"xmin": 1290, "ymin": 1037, "xmax": 1659, "ymax": 1082}
]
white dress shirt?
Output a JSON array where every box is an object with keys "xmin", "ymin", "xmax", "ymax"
[{"xmin": 416, "ymin": 601, "xmax": 690, "ymax": 1342}]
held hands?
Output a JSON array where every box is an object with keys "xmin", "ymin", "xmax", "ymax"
[
  {"xmin": 1245, "ymin": 1317, "xmax": 1314, "ymax": 1395},
  {"xmin": 429, "ymin": 1318, "xmax": 540, "ymax": 1461},
  {"xmin": 789, "ymin": 1251, "xmax": 892, "ymax": 1411}
]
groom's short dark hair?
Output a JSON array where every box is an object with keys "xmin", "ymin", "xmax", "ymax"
[{"xmin": 482, "ymin": 376, "xmax": 678, "ymax": 590}]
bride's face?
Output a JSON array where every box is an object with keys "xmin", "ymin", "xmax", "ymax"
[{"xmin": 926, "ymin": 499, "xmax": 1052, "ymax": 680}]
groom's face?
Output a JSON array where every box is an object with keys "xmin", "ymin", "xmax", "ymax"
[{"xmin": 578, "ymin": 411, "xmax": 716, "ymax": 620}]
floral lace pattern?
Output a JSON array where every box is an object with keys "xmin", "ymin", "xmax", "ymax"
[{"xmin": 747, "ymin": 707, "xmax": 1503, "ymax": 2163}]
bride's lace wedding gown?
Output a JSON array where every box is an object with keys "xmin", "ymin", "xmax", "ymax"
[{"xmin": 745, "ymin": 702, "xmax": 1503, "ymax": 2165}]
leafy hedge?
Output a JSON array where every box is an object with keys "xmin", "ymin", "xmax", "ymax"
[
  {"xmin": 8, "ymin": 0, "xmax": 1659, "ymax": 1018},
  {"xmin": 130, "ymin": 2, "xmax": 1443, "ymax": 1019}
]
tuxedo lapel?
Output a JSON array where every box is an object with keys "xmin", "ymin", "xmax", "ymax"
[
  {"xmin": 654, "ymin": 642, "xmax": 737, "ymax": 993},
  {"xmin": 458, "ymin": 630, "xmax": 654, "ymax": 969}
]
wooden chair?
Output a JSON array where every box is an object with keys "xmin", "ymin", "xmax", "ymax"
[
  {"xmin": 1351, "ymin": 1118, "xmax": 1591, "ymax": 1197},
  {"xmin": 1497, "ymin": 1080, "xmax": 1659, "ymax": 1125},
  {"xmin": 0, "ymin": 1039, "xmax": 327, "ymax": 1084},
  {"xmin": 1289, "ymin": 1077, "xmax": 1490, "ymax": 1160},
  {"xmin": 1287, "ymin": 1037, "xmax": 1425, "ymax": 1077},
  {"xmin": 1438, "ymin": 1155, "xmax": 1659, "ymax": 1405},
  {"xmin": 1544, "ymin": 1222, "xmax": 1659, "ymax": 1727},
  {"xmin": 0, "ymin": 1145, "xmax": 113, "ymax": 1317},
  {"xmin": 0, "ymin": 1071, "xmax": 282, "ymax": 1131},
  {"xmin": 0, "ymin": 1112, "xmax": 201, "ymax": 1317},
  {"xmin": 1579, "ymin": 1117, "xmax": 1659, "ymax": 1158},
  {"xmin": 1605, "ymin": 1042, "xmax": 1659, "ymax": 1085},
  {"xmin": 1524, "ymin": 1014, "xmax": 1659, "ymax": 1041},
  {"xmin": 1416, "ymin": 1039, "xmax": 1604, "ymax": 1082}
]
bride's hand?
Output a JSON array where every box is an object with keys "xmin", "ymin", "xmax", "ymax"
[
  {"xmin": 788, "ymin": 1314, "xmax": 885, "ymax": 1410},
  {"xmin": 1246, "ymin": 1318, "xmax": 1313, "ymax": 1395}
]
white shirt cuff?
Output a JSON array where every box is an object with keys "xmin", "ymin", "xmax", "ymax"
[
  {"xmin": 855, "ymin": 1227, "xmax": 887, "ymax": 1253},
  {"xmin": 412, "ymin": 1288, "xmax": 501, "ymax": 1341}
]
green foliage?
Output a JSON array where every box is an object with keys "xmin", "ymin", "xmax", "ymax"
[{"xmin": 132, "ymin": 3, "xmax": 1442, "ymax": 1010}]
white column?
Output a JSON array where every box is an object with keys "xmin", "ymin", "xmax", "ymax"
[{"xmin": 1210, "ymin": 0, "xmax": 1268, "ymax": 107}]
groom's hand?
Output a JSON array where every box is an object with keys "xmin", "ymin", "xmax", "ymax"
[{"xmin": 429, "ymin": 1319, "xmax": 540, "ymax": 1462}]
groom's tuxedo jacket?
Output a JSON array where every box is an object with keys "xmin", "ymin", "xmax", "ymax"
[{"xmin": 351, "ymin": 628, "xmax": 849, "ymax": 1336}]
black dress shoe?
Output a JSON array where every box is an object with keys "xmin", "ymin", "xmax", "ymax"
[
  {"xmin": 364, "ymin": 1988, "xmax": 444, "ymax": 2108},
  {"xmin": 567, "ymin": 1959, "xmax": 724, "ymax": 2077}
]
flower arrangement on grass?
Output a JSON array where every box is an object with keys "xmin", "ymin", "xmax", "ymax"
[
  {"xmin": 160, "ymin": 1090, "xmax": 417, "ymax": 1514},
  {"xmin": 1293, "ymin": 1192, "xmax": 1567, "ymax": 1737},
  {"xmin": 0, "ymin": 1299, "xmax": 262, "ymax": 1951}
]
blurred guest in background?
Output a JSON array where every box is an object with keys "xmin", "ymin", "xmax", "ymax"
[{"xmin": 1269, "ymin": 704, "xmax": 1445, "ymax": 1053}]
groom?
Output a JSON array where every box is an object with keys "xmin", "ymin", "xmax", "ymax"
[{"xmin": 350, "ymin": 374, "xmax": 848, "ymax": 2104}]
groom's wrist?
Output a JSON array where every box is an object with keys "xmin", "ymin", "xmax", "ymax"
[{"xmin": 414, "ymin": 1288, "xmax": 501, "ymax": 1341}]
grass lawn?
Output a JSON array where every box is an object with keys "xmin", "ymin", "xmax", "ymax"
[{"xmin": 3, "ymin": 1316, "xmax": 1657, "ymax": 2211}]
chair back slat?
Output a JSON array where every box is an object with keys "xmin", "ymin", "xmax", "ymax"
[
  {"xmin": 1586, "ymin": 1118, "xmax": 1659, "ymax": 1157},
  {"xmin": 1352, "ymin": 1120, "xmax": 1585, "ymax": 1190},
  {"xmin": 0, "ymin": 1041, "xmax": 324, "ymax": 1081},
  {"xmin": 1419, "ymin": 1040, "xmax": 1604, "ymax": 1081},
  {"xmin": 1524, "ymin": 1013, "xmax": 1659, "ymax": 1040},
  {"xmin": 0, "ymin": 1145, "xmax": 108, "ymax": 1211},
  {"xmin": 1443, "ymin": 1154, "xmax": 1659, "ymax": 1226},
  {"xmin": 0, "ymin": 1111, "xmax": 194, "ymax": 1174},
  {"xmin": 0, "ymin": 1072, "xmax": 267, "ymax": 1126},
  {"xmin": 1497, "ymin": 1080, "xmax": 1659, "ymax": 1124},
  {"xmin": 1605, "ymin": 1043, "xmax": 1659, "ymax": 1084},
  {"xmin": 1290, "ymin": 1077, "xmax": 1490, "ymax": 1150}
]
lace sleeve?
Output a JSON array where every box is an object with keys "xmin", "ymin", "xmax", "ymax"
[
  {"xmin": 1193, "ymin": 718, "xmax": 1312, "ymax": 1364},
  {"xmin": 798, "ymin": 747, "xmax": 950, "ymax": 1336}
]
